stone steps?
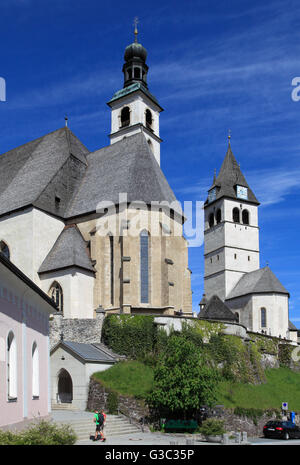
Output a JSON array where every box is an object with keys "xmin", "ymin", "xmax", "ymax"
[{"xmin": 52, "ymin": 412, "xmax": 141, "ymax": 441}]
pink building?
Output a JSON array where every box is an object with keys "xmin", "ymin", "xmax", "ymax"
[{"xmin": 0, "ymin": 251, "xmax": 56, "ymax": 430}]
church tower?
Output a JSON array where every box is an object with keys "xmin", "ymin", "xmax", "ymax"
[
  {"xmin": 204, "ymin": 135, "xmax": 260, "ymax": 301},
  {"xmin": 107, "ymin": 22, "xmax": 163, "ymax": 165}
]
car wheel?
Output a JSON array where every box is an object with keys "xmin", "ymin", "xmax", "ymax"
[{"xmin": 284, "ymin": 432, "xmax": 289, "ymax": 440}]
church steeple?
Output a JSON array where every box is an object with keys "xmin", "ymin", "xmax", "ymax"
[
  {"xmin": 122, "ymin": 18, "xmax": 149, "ymax": 89},
  {"xmin": 107, "ymin": 24, "xmax": 163, "ymax": 165}
]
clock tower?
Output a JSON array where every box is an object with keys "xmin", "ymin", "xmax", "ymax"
[{"xmin": 204, "ymin": 137, "xmax": 260, "ymax": 301}]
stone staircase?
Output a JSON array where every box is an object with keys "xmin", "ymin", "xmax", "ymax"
[{"xmin": 51, "ymin": 409, "xmax": 142, "ymax": 441}]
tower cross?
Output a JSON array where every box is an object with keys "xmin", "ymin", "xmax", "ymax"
[{"xmin": 133, "ymin": 17, "xmax": 139, "ymax": 42}]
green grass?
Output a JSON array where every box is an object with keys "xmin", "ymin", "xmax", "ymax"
[
  {"xmin": 93, "ymin": 360, "xmax": 154, "ymax": 398},
  {"xmin": 217, "ymin": 367, "xmax": 300, "ymax": 411},
  {"xmin": 93, "ymin": 362, "xmax": 300, "ymax": 413}
]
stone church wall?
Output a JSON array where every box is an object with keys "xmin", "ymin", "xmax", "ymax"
[{"xmin": 49, "ymin": 310, "xmax": 105, "ymax": 349}]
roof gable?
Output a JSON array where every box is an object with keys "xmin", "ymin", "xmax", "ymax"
[
  {"xmin": 199, "ymin": 294, "xmax": 237, "ymax": 321},
  {"xmin": 0, "ymin": 128, "xmax": 88, "ymax": 218},
  {"xmin": 66, "ymin": 132, "xmax": 177, "ymax": 218},
  {"xmin": 226, "ymin": 266, "xmax": 289, "ymax": 300},
  {"xmin": 38, "ymin": 224, "xmax": 95, "ymax": 274}
]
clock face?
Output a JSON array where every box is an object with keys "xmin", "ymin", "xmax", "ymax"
[
  {"xmin": 237, "ymin": 185, "xmax": 248, "ymax": 200},
  {"xmin": 208, "ymin": 188, "xmax": 216, "ymax": 203}
]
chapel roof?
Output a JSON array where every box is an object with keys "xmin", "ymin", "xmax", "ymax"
[
  {"xmin": 226, "ymin": 266, "xmax": 289, "ymax": 300},
  {"xmin": 38, "ymin": 224, "xmax": 95, "ymax": 274},
  {"xmin": 198, "ymin": 294, "xmax": 237, "ymax": 322}
]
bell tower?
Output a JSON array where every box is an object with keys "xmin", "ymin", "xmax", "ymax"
[
  {"xmin": 204, "ymin": 135, "xmax": 260, "ymax": 301},
  {"xmin": 107, "ymin": 21, "xmax": 163, "ymax": 165}
]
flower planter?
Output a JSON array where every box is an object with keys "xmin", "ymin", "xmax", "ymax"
[{"xmin": 205, "ymin": 435, "xmax": 223, "ymax": 443}]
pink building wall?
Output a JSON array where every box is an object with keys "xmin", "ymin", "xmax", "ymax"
[{"xmin": 0, "ymin": 260, "xmax": 54, "ymax": 430}]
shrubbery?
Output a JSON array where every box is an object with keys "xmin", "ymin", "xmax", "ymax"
[
  {"xmin": 199, "ymin": 418, "xmax": 226, "ymax": 436},
  {"xmin": 0, "ymin": 420, "xmax": 77, "ymax": 445}
]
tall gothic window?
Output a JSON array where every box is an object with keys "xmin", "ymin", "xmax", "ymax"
[
  {"xmin": 7, "ymin": 331, "xmax": 17, "ymax": 400},
  {"xmin": 216, "ymin": 209, "xmax": 222, "ymax": 224},
  {"xmin": 49, "ymin": 282, "xmax": 63, "ymax": 313},
  {"xmin": 140, "ymin": 230, "xmax": 149, "ymax": 304},
  {"xmin": 232, "ymin": 207, "xmax": 240, "ymax": 223},
  {"xmin": 208, "ymin": 213, "xmax": 214, "ymax": 228},
  {"xmin": 261, "ymin": 308, "xmax": 267, "ymax": 328},
  {"xmin": 120, "ymin": 106, "xmax": 130, "ymax": 127},
  {"xmin": 0, "ymin": 241, "xmax": 10, "ymax": 260},
  {"xmin": 32, "ymin": 342, "xmax": 39, "ymax": 398},
  {"xmin": 109, "ymin": 235, "xmax": 114, "ymax": 306}
]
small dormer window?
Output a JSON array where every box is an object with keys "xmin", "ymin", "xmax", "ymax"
[{"xmin": 121, "ymin": 106, "xmax": 130, "ymax": 127}]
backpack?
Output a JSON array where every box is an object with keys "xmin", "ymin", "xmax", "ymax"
[{"xmin": 97, "ymin": 413, "xmax": 104, "ymax": 426}]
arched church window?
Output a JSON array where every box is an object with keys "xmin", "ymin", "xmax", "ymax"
[
  {"xmin": 232, "ymin": 207, "xmax": 240, "ymax": 223},
  {"xmin": 120, "ymin": 106, "xmax": 130, "ymax": 127},
  {"xmin": 49, "ymin": 282, "xmax": 63, "ymax": 313},
  {"xmin": 208, "ymin": 213, "xmax": 214, "ymax": 228},
  {"xmin": 7, "ymin": 331, "xmax": 17, "ymax": 400},
  {"xmin": 0, "ymin": 241, "xmax": 10, "ymax": 260},
  {"xmin": 145, "ymin": 109, "xmax": 153, "ymax": 129},
  {"xmin": 242, "ymin": 209, "xmax": 249, "ymax": 225},
  {"xmin": 235, "ymin": 312, "xmax": 239, "ymax": 323},
  {"xmin": 216, "ymin": 209, "xmax": 221, "ymax": 224},
  {"xmin": 32, "ymin": 342, "xmax": 39, "ymax": 398},
  {"xmin": 261, "ymin": 308, "xmax": 267, "ymax": 328},
  {"xmin": 127, "ymin": 69, "xmax": 132, "ymax": 80},
  {"xmin": 140, "ymin": 230, "xmax": 149, "ymax": 304}
]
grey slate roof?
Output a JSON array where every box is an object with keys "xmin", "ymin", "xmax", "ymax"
[
  {"xmin": 205, "ymin": 142, "xmax": 259, "ymax": 206},
  {"xmin": 56, "ymin": 341, "xmax": 116, "ymax": 363},
  {"xmin": 226, "ymin": 266, "xmax": 289, "ymax": 300},
  {"xmin": 289, "ymin": 321, "xmax": 298, "ymax": 331},
  {"xmin": 66, "ymin": 132, "xmax": 177, "ymax": 218},
  {"xmin": 39, "ymin": 224, "xmax": 95, "ymax": 274},
  {"xmin": 199, "ymin": 294, "xmax": 237, "ymax": 322},
  {"xmin": 0, "ymin": 128, "xmax": 177, "ymax": 220},
  {"xmin": 0, "ymin": 127, "xmax": 88, "ymax": 218}
]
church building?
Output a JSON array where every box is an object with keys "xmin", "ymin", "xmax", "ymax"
[
  {"xmin": 0, "ymin": 30, "xmax": 192, "ymax": 319},
  {"xmin": 201, "ymin": 135, "xmax": 296, "ymax": 341}
]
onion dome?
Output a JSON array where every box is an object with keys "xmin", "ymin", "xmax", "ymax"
[{"xmin": 124, "ymin": 41, "xmax": 147, "ymax": 63}]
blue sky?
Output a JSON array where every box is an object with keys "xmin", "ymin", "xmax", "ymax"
[{"xmin": 1, "ymin": 0, "xmax": 300, "ymax": 323}]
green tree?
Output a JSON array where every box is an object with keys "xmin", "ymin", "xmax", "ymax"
[{"xmin": 146, "ymin": 335, "xmax": 220, "ymax": 419}]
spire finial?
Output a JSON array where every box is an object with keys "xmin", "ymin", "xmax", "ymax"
[
  {"xmin": 228, "ymin": 128, "xmax": 231, "ymax": 144},
  {"xmin": 133, "ymin": 17, "xmax": 139, "ymax": 43},
  {"xmin": 65, "ymin": 115, "xmax": 68, "ymax": 128}
]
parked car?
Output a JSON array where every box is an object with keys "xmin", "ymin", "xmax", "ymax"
[{"xmin": 263, "ymin": 420, "xmax": 300, "ymax": 440}]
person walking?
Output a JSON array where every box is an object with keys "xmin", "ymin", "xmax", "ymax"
[
  {"xmin": 100, "ymin": 409, "xmax": 107, "ymax": 439},
  {"xmin": 93, "ymin": 409, "xmax": 103, "ymax": 441}
]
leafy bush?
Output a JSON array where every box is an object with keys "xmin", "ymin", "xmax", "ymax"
[
  {"xmin": 199, "ymin": 418, "xmax": 226, "ymax": 436},
  {"xmin": 101, "ymin": 315, "xmax": 156, "ymax": 359},
  {"xmin": 0, "ymin": 420, "xmax": 77, "ymax": 445},
  {"xmin": 147, "ymin": 335, "xmax": 220, "ymax": 418}
]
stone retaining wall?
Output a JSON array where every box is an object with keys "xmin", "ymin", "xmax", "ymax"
[
  {"xmin": 87, "ymin": 377, "xmax": 149, "ymax": 426},
  {"xmin": 49, "ymin": 311, "xmax": 105, "ymax": 349}
]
